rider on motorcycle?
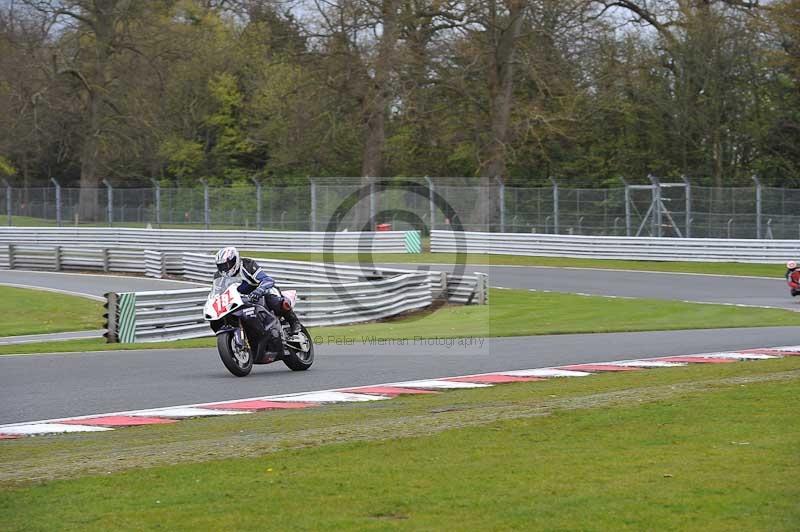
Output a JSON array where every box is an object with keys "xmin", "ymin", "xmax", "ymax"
[
  {"xmin": 214, "ymin": 247, "xmax": 302, "ymax": 334},
  {"xmin": 787, "ymin": 261, "xmax": 800, "ymax": 293}
]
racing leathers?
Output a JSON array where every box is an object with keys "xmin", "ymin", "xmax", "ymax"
[
  {"xmin": 213, "ymin": 257, "xmax": 302, "ymax": 334},
  {"xmin": 787, "ymin": 266, "xmax": 800, "ymax": 293}
]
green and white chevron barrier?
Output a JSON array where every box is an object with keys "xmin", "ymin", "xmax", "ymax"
[
  {"xmin": 404, "ymin": 231, "xmax": 422, "ymax": 254},
  {"xmin": 117, "ymin": 292, "xmax": 137, "ymax": 344}
]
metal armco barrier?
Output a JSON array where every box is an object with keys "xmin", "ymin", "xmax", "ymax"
[
  {"xmin": 447, "ymin": 273, "xmax": 489, "ymax": 305},
  {"xmin": 180, "ymin": 253, "xmax": 487, "ymax": 305},
  {"xmin": 106, "ymin": 272, "xmax": 436, "ymax": 343},
  {"xmin": 0, "ymin": 244, "xmax": 149, "ymax": 273},
  {"xmin": 0, "ymin": 244, "xmax": 488, "ymax": 309},
  {"xmin": 0, "ymin": 227, "xmax": 420, "ymax": 253},
  {"xmin": 103, "ymin": 266, "xmax": 487, "ymax": 343},
  {"xmin": 0, "ymin": 239, "xmax": 488, "ymax": 343},
  {"xmin": 431, "ymin": 230, "xmax": 800, "ymax": 263},
  {"xmin": 144, "ymin": 250, "xmax": 166, "ymax": 278},
  {"xmin": 182, "ymin": 253, "xmax": 381, "ymax": 284}
]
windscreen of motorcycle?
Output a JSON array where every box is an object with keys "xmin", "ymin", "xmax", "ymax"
[
  {"xmin": 204, "ymin": 275, "xmax": 244, "ymax": 320},
  {"xmin": 210, "ymin": 275, "xmax": 240, "ymax": 296}
]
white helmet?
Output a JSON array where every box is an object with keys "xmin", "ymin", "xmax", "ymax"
[
  {"xmin": 788, "ymin": 260, "xmax": 798, "ymax": 270},
  {"xmin": 215, "ymin": 246, "xmax": 241, "ymax": 277}
]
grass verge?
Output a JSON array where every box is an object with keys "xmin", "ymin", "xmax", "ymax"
[
  {"xmin": 0, "ymin": 358, "xmax": 798, "ymax": 530},
  {"xmin": 5, "ymin": 217, "xmax": 286, "ymax": 230},
  {"xmin": 246, "ymin": 250, "xmax": 787, "ymax": 278},
  {"xmin": 0, "ymin": 286, "xmax": 103, "ymax": 336},
  {"xmin": 1, "ymin": 288, "xmax": 798, "ymax": 356}
]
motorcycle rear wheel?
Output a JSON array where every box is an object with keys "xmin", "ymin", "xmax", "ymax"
[
  {"xmin": 218, "ymin": 331, "xmax": 253, "ymax": 377},
  {"xmin": 283, "ymin": 325, "xmax": 314, "ymax": 371}
]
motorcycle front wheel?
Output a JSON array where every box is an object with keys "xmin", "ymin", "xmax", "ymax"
[
  {"xmin": 283, "ymin": 325, "xmax": 314, "ymax": 371},
  {"xmin": 217, "ymin": 330, "xmax": 253, "ymax": 377}
]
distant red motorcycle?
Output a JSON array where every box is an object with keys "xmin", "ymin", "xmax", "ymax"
[{"xmin": 787, "ymin": 261, "xmax": 800, "ymax": 298}]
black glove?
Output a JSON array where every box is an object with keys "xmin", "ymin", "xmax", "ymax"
[
  {"xmin": 241, "ymin": 292, "xmax": 258, "ymax": 305},
  {"xmin": 246, "ymin": 289, "xmax": 267, "ymax": 304}
]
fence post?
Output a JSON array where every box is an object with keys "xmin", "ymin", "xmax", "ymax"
[
  {"xmin": 309, "ymin": 178, "xmax": 317, "ymax": 232},
  {"xmin": 681, "ymin": 175, "xmax": 692, "ymax": 238},
  {"xmin": 549, "ymin": 177, "xmax": 559, "ymax": 234},
  {"xmin": 424, "ymin": 176, "xmax": 435, "ymax": 232},
  {"xmin": 476, "ymin": 272, "xmax": 488, "ymax": 305},
  {"xmin": 752, "ymin": 175, "xmax": 762, "ymax": 239},
  {"xmin": 251, "ymin": 178, "xmax": 262, "ymax": 231},
  {"xmin": 102, "ymin": 248, "xmax": 110, "ymax": 272},
  {"xmin": 50, "ymin": 178, "xmax": 62, "ymax": 227},
  {"xmin": 648, "ymin": 175, "xmax": 662, "ymax": 237},
  {"xmin": 54, "ymin": 245, "xmax": 62, "ymax": 271},
  {"xmin": 150, "ymin": 179, "xmax": 161, "ymax": 228},
  {"xmin": 102, "ymin": 179, "xmax": 113, "ymax": 226},
  {"xmin": 620, "ymin": 177, "xmax": 632, "ymax": 237},
  {"xmin": 200, "ymin": 178, "xmax": 210, "ymax": 229},
  {"xmin": 496, "ymin": 177, "xmax": 505, "ymax": 232},
  {"xmin": 369, "ymin": 178, "xmax": 376, "ymax": 229},
  {"xmin": 2, "ymin": 179, "xmax": 11, "ymax": 226}
]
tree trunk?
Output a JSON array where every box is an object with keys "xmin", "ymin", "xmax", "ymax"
[
  {"xmin": 357, "ymin": 0, "xmax": 401, "ymax": 230},
  {"xmin": 478, "ymin": 0, "xmax": 525, "ymax": 230},
  {"xmin": 75, "ymin": 0, "xmax": 122, "ymax": 222},
  {"xmin": 78, "ymin": 91, "xmax": 102, "ymax": 221},
  {"xmin": 361, "ymin": 102, "xmax": 386, "ymax": 179},
  {"xmin": 713, "ymin": 128, "xmax": 723, "ymax": 189}
]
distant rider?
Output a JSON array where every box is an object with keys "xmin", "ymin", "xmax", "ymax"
[
  {"xmin": 787, "ymin": 261, "xmax": 800, "ymax": 292},
  {"xmin": 214, "ymin": 247, "xmax": 302, "ymax": 334}
]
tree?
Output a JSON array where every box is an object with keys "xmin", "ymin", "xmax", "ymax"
[
  {"xmin": 592, "ymin": 0, "xmax": 765, "ymax": 186},
  {"xmin": 0, "ymin": 2, "xmax": 72, "ymax": 188},
  {"xmin": 2, "ymin": 0, "xmax": 800, "ymax": 197},
  {"xmin": 755, "ymin": 0, "xmax": 800, "ymax": 185},
  {"xmin": 22, "ymin": 0, "xmax": 141, "ymax": 219}
]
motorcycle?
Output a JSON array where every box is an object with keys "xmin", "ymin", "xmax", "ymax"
[
  {"xmin": 203, "ymin": 276, "xmax": 314, "ymax": 377},
  {"xmin": 789, "ymin": 273, "xmax": 800, "ymax": 298}
]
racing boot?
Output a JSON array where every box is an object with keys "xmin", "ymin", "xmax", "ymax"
[{"xmin": 285, "ymin": 309, "xmax": 302, "ymax": 335}]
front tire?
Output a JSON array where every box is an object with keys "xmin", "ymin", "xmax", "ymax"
[
  {"xmin": 283, "ymin": 325, "xmax": 314, "ymax": 371},
  {"xmin": 217, "ymin": 331, "xmax": 253, "ymax": 377}
]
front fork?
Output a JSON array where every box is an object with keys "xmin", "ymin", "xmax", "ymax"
[
  {"xmin": 233, "ymin": 325, "xmax": 246, "ymax": 349},
  {"xmin": 215, "ymin": 311, "xmax": 283, "ymax": 361},
  {"xmin": 214, "ymin": 323, "xmax": 249, "ymax": 351}
]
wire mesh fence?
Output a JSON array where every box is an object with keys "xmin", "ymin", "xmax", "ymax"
[{"xmin": 0, "ymin": 178, "xmax": 798, "ymax": 239}]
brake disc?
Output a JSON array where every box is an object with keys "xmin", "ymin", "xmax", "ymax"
[{"xmin": 233, "ymin": 346, "xmax": 250, "ymax": 365}]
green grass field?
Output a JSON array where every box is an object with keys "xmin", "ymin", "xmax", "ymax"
[
  {"xmin": 1, "ymin": 288, "xmax": 798, "ymax": 355},
  {"xmin": 3, "ymin": 215, "xmax": 58, "ymax": 227},
  {"xmin": 245, "ymin": 250, "xmax": 788, "ymax": 278},
  {"xmin": 4, "ymin": 217, "xmax": 276, "ymax": 230},
  {"xmin": 1, "ymin": 357, "xmax": 798, "ymax": 530},
  {"xmin": 0, "ymin": 286, "xmax": 103, "ymax": 336}
]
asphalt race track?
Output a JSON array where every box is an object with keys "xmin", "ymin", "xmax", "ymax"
[
  {"xmin": 1, "ymin": 264, "xmax": 795, "ymax": 309},
  {"xmin": 1, "ymin": 265, "xmax": 798, "ymax": 425},
  {"xmin": 0, "ymin": 269, "xmax": 201, "ymax": 299},
  {"xmin": 1, "ymin": 326, "xmax": 798, "ymax": 425},
  {"xmin": 375, "ymin": 263, "xmax": 797, "ymax": 311}
]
